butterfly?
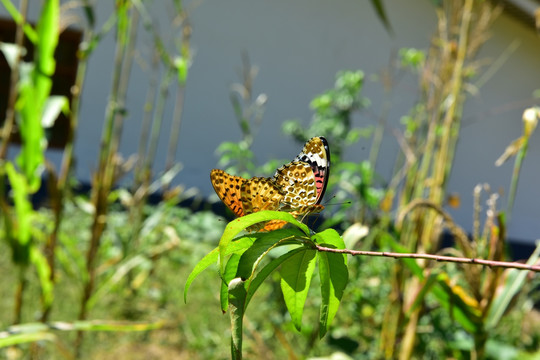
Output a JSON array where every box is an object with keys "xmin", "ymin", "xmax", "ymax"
[{"xmin": 210, "ymin": 136, "xmax": 331, "ymax": 231}]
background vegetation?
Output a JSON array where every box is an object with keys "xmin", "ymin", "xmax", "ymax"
[{"xmin": 0, "ymin": 0, "xmax": 538, "ymax": 359}]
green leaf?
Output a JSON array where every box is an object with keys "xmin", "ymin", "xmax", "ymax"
[
  {"xmin": 405, "ymin": 270, "xmax": 440, "ymax": 315},
  {"xmin": 36, "ymin": 0, "xmax": 59, "ymax": 79},
  {"xmin": 228, "ymin": 278, "xmax": 247, "ymax": 360},
  {"xmin": 0, "ymin": 332, "xmax": 56, "ymax": 348},
  {"xmin": 486, "ymin": 241, "xmax": 540, "ymax": 329},
  {"xmin": 88, "ymin": 255, "xmax": 150, "ymax": 311},
  {"xmin": 218, "ymin": 211, "xmax": 310, "ymax": 274},
  {"xmin": 280, "ymin": 249, "xmax": 317, "ymax": 331},
  {"xmin": 381, "ymin": 232, "xmax": 423, "ymax": 277},
  {"xmin": 5, "ymin": 163, "xmax": 32, "ymax": 264},
  {"xmin": 316, "ymin": 232, "xmax": 348, "ymax": 338},
  {"xmin": 30, "ymin": 247, "xmax": 53, "ymax": 308},
  {"xmin": 223, "ymin": 229, "xmax": 306, "ymax": 312},
  {"xmin": 184, "ymin": 236, "xmax": 255, "ymax": 303},
  {"xmin": 15, "ymin": 0, "xmax": 60, "ymax": 192},
  {"xmin": 220, "ymin": 253, "xmax": 243, "ymax": 313},
  {"xmin": 244, "ymin": 247, "xmax": 307, "ymax": 309},
  {"xmin": 237, "ymin": 228, "xmax": 305, "ymax": 279},
  {"xmin": 383, "ymin": 231, "xmax": 480, "ymax": 332},
  {"xmin": 435, "ymin": 273, "xmax": 482, "ymax": 333}
]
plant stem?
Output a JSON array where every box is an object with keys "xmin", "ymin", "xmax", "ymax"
[
  {"xmin": 41, "ymin": 21, "xmax": 94, "ymax": 325},
  {"xmin": 75, "ymin": 2, "xmax": 137, "ymax": 355},
  {"xmin": 506, "ymin": 138, "xmax": 528, "ymax": 219},
  {"xmin": 0, "ymin": 0, "xmax": 28, "ymax": 328},
  {"xmin": 165, "ymin": 16, "xmax": 190, "ymax": 177},
  {"xmin": 313, "ymin": 245, "xmax": 540, "ymax": 272}
]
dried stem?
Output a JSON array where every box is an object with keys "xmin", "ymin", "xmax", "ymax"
[{"xmin": 314, "ymin": 245, "xmax": 540, "ymax": 272}]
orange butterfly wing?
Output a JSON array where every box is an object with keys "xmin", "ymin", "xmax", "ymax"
[
  {"xmin": 241, "ymin": 177, "xmax": 287, "ymax": 232},
  {"xmin": 210, "ymin": 136, "xmax": 330, "ymax": 232},
  {"xmin": 210, "ymin": 169, "xmax": 246, "ymax": 217}
]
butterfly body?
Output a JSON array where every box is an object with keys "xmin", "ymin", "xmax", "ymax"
[{"xmin": 210, "ymin": 137, "xmax": 330, "ymax": 231}]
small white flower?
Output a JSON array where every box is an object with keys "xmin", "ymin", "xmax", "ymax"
[{"xmin": 522, "ymin": 107, "xmax": 539, "ymax": 137}]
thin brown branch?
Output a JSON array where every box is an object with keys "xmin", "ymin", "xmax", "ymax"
[{"xmin": 315, "ymin": 245, "xmax": 540, "ymax": 272}]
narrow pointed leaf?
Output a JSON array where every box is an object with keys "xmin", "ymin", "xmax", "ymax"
[
  {"xmin": 314, "ymin": 228, "xmax": 348, "ymax": 338},
  {"xmin": 184, "ymin": 236, "xmax": 255, "ymax": 303},
  {"xmin": 280, "ymin": 249, "xmax": 317, "ymax": 331},
  {"xmin": 486, "ymin": 241, "xmax": 540, "ymax": 329},
  {"xmin": 382, "ymin": 230, "xmax": 480, "ymax": 331},
  {"xmin": 406, "ymin": 270, "xmax": 440, "ymax": 315},
  {"xmin": 229, "ymin": 278, "xmax": 247, "ymax": 360},
  {"xmin": 220, "ymin": 253, "xmax": 243, "ymax": 313},
  {"xmin": 245, "ymin": 248, "xmax": 306, "ymax": 309},
  {"xmin": 435, "ymin": 273, "xmax": 482, "ymax": 333},
  {"xmin": 237, "ymin": 228, "xmax": 305, "ymax": 279}
]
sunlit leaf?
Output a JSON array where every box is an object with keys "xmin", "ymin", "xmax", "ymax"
[
  {"xmin": 313, "ymin": 229, "xmax": 348, "ymax": 338},
  {"xmin": 184, "ymin": 236, "xmax": 255, "ymax": 303},
  {"xmin": 0, "ymin": 332, "xmax": 56, "ymax": 348},
  {"xmin": 486, "ymin": 241, "xmax": 540, "ymax": 329},
  {"xmin": 218, "ymin": 211, "xmax": 310, "ymax": 274},
  {"xmin": 244, "ymin": 247, "xmax": 306, "ymax": 309},
  {"xmin": 237, "ymin": 228, "xmax": 305, "ymax": 279},
  {"xmin": 280, "ymin": 249, "xmax": 317, "ymax": 331},
  {"xmin": 229, "ymin": 278, "xmax": 247, "ymax": 360},
  {"xmin": 5, "ymin": 163, "xmax": 32, "ymax": 264},
  {"xmin": 220, "ymin": 253, "xmax": 243, "ymax": 313}
]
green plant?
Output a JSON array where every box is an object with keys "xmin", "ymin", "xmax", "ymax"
[
  {"xmin": 0, "ymin": 0, "xmax": 61, "ymax": 327},
  {"xmin": 185, "ymin": 211, "xmax": 348, "ymax": 360},
  {"xmin": 0, "ymin": 1, "xmax": 192, "ymax": 358}
]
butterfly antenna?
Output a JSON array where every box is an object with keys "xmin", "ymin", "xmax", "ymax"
[{"xmin": 322, "ymin": 194, "xmax": 352, "ymax": 208}]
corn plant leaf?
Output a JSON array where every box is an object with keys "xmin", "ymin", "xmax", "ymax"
[
  {"xmin": 16, "ymin": 0, "xmax": 59, "ymax": 192},
  {"xmin": 435, "ymin": 273, "xmax": 482, "ymax": 333},
  {"xmin": 313, "ymin": 229, "xmax": 348, "ymax": 338},
  {"xmin": 486, "ymin": 241, "xmax": 540, "ymax": 329},
  {"xmin": 280, "ymin": 248, "xmax": 317, "ymax": 331},
  {"xmin": 382, "ymin": 230, "xmax": 480, "ymax": 332}
]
